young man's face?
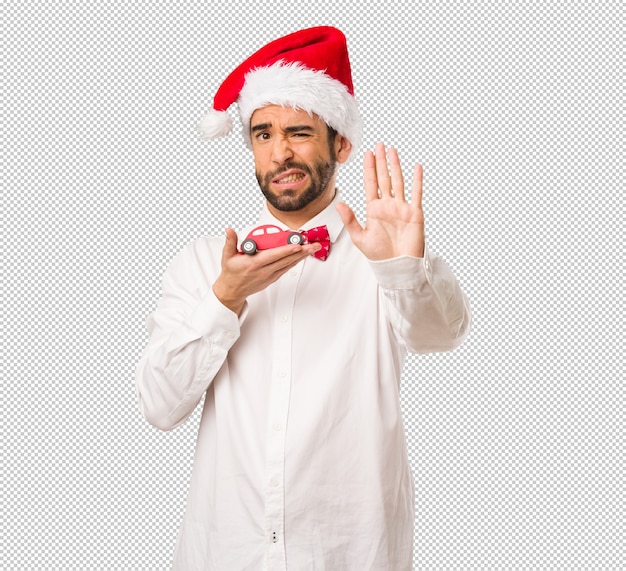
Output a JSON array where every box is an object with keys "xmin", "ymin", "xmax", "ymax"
[{"xmin": 250, "ymin": 105, "xmax": 349, "ymax": 214}]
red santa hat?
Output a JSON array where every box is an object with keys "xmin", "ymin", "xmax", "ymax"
[{"xmin": 197, "ymin": 26, "xmax": 362, "ymax": 159}]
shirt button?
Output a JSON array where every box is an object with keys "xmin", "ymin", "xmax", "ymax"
[
  {"xmin": 278, "ymin": 369, "xmax": 286, "ymax": 378},
  {"xmin": 270, "ymin": 477, "xmax": 279, "ymax": 487},
  {"xmin": 280, "ymin": 314, "xmax": 288, "ymax": 322},
  {"xmin": 273, "ymin": 423, "xmax": 282, "ymax": 431},
  {"xmin": 225, "ymin": 330, "xmax": 235, "ymax": 339}
]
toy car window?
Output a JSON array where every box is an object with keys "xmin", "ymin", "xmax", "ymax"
[
  {"xmin": 266, "ymin": 227, "xmax": 280, "ymax": 234},
  {"xmin": 252, "ymin": 229, "xmax": 264, "ymax": 236}
]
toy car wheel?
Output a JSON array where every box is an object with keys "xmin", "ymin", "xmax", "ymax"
[
  {"xmin": 241, "ymin": 239, "xmax": 257, "ymax": 254},
  {"xmin": 287, "ymin": 233, "xmax": 304, "ymax": 245}
]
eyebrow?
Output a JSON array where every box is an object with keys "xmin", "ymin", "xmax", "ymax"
[
  {"xmin": 250, "ymin": 123, "xmax": 316, "ymax": 134},
  {"xmin": 251, "ymin": 122, "xmax": 272, "ymax": 133},
  {"xmin": 284, "ymin": 125, "xmax": 315, "ymax": 133}
]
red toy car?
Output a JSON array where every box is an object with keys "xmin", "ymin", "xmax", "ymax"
[{"xmin": 240, "ymin": 224, "xmax": 304, "ymax": 254}]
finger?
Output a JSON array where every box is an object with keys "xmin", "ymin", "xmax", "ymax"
[
  {"xmin": 363, "ymin": 150, "xmax": 378, "ymax": 202},
  {"xmin": 254, "ymin": 243, "xmax": 315, "ymax": 268},
  {"xmin": 236, "ymin": 250, "xmax": 310, "ymax": 291},
  {"xmin": 229, "ymin": 244, "xmax": 315, "ymax": 287},
  {"xmin": 265, "ymin": 248, "xmax": 319, "ymax": 280},
  {"xmin": 375, "ymin": 142, "xmax": 392, "ymax": 196},
  {"xmin": 411, "ymin": 163, "xmax": 424, "ymax": 211},
  {"xmin": 388, "ymin": 147, "xmax": 405, "ymax": 201}
]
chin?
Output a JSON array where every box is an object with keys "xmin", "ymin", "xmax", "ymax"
[{"xmin": 264, "ymin": 186, "xmax": 324, "ymax": 212}]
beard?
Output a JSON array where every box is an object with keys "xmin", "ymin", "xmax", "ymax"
[{"xmin": 256, "ymin": 156, "xmax": 337, "ymax": 212}]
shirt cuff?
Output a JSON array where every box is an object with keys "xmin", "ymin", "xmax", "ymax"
[
  {"xmin": 188, "ymin": 288, "xmax": 248, "ymax": 350},
  {"xmin": 368, "ymin": 244, "xmax": 433, "ymax": 289}
]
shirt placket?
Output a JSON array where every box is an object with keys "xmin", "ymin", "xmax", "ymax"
[{"xmin": 264, "ymin": 260, "xmax": 304, "ymax": 570}]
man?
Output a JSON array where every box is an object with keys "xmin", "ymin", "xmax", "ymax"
[{"xmin": 136, "ymin": 26, "xmax": 471, "ymax": 570}]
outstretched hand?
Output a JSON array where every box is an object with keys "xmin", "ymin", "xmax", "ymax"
[
  {"xmin": 336, "ymin": 142, "xmax": 425, "ymax": 260},
  {"xmin": 212, "ymin": 228, "xmax": 320, "ymax": 315}
]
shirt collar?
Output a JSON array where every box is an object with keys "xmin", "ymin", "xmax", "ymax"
[{"xmin": 257, "ymin": 191, "xmax": 345, "ymax": 243}]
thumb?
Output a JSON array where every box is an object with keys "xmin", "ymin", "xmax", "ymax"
[
  {"xmin": 222, "ymin": 227, "xmax": 239, "ymax": 258},
  {"xmin": 336, "ymin": 202, "xmax": 364, "ymax": 242}
]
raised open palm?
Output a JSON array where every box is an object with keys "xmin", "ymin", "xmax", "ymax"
[{"xmin": 336, "ymin": 143, "xmax": 425, "ymax": 260}]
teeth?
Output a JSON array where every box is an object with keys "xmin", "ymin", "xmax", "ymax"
[{"xmin": 278, "ymin": 173, "xmax": 304, "ymax": 183}]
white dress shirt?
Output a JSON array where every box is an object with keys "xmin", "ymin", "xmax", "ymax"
[{"xmin": 135, "ymin": 193, "xmax": 471, "ymax": 570}]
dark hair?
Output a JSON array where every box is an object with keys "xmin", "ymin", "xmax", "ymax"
[{"xmin": 327, "ymin": 125, "xmax": 339, "ymax": 162}]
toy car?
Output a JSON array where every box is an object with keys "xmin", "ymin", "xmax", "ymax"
[{"xmin": 240, "ymin": 224, "xmax": 304, "ymax": 254}]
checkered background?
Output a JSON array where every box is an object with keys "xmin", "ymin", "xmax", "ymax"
[{"xmin": 4, "ymin": 1, "xmax": 623, "ymax": 569}]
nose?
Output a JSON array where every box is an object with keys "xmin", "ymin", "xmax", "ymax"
[{"xmin": 271, "ymin": 136, "xmax": 294, "ymax": 164}]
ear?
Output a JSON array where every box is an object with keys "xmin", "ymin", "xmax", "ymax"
[{"xmin": 335, "ymin": 135, "xmax": 352, "ymax": 164}]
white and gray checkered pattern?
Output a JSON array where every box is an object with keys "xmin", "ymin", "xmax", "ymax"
[{"xmin": 4, "ymin": 0, "xmax": 623, "ymax": 569}]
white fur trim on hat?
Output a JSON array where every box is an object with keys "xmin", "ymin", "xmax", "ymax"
[
  {"xmin": 238, "ymin": 62, "xmax": 362, "ymax": 160},
  {"xmin": 197, "ymin": 108, "xmax": 234, "ymax": 139}
]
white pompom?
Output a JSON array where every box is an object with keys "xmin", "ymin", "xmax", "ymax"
[{"xmin": 196, "ymin": 108, "xmax": 233, "ymax": 139}]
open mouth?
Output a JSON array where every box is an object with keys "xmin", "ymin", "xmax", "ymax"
[{"xmin": 273, "ymin": 170, "xmax": 307, "ymax": 185}]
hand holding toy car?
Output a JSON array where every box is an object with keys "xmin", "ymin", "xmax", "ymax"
[{"xmin": 212, "ymin": 229, "xmax": 320, "ymax": 315}]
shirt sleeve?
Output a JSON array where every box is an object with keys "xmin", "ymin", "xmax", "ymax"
[
  {"xmin": 368, "ymin": 244, "xmax": 472, "ymax": 354},
  {"xmin": 135, "ymin": 237, "xmax": 248, "ymax": 431}
]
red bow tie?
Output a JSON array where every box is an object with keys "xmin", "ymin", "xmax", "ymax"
[{"xmin": 301, "ymin": 225, "xmax": 331, "ymax": 261}]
